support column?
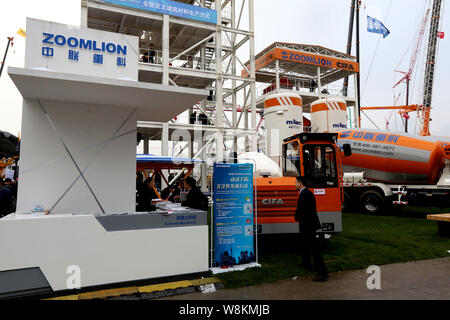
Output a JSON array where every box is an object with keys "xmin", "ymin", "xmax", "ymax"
[
  {"xmin": 194, "ymin": 116, "xmax": 207, "ymax": 191},
  {"xmin": 317, "ymin": 66, "xmax": 322, "ymax": 99},
  {"xmin": 355, "ymin": 1, "xmax": 362, "ymax": 127},
  {"xmin": 215, "ymin": 0, "xmax": 224, "ymax": 162},
  {"xmin": 189, "ymin": 106, "xmax": 195, "ymax": 158},
  {"xmin": 249, "ymin": 0, "xmax": 257, "ymax": 152},
  {"xmin": 231, "ymin": 0, "xmax": 238, "ymax": 156},
  {"xmin": 201, "ymin": 147, "xmax": 208, "ymax": 191},
  {"xmin": 162, "ymin": 15, "xmax": 170, "ymax": 85},
  {"xmin": 161, "ymin": 122, "xmax": 169, "ymax": 190},
  {"xmin": 143, "ymin": 137, "xmax": 149, "ymax": 154},
  {"xmin": 275, "ymin": 60, "xmax": 280, "ymax": 93},
  {"xmin": 354, "ymin": 74, "xmax": 360, "ymax": 128},
  {"xmin": 80, "ymin": 0, "xmax": 88, "ymax": 28},
  {"xmin": 244, "ymin": 87, "xmax": 249, "ymax": 152}
]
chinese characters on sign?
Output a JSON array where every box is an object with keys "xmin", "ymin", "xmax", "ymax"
[
  {"xmin": 42, "ymin": 47, "xmax": 53, "ymax": 57},
  {"xmin": 339, "ymin": 130, "xmax": 400, "ymax": 144},
  {"xmin": 41, "ymin": 33, "xmax": 128, "ymax": 68},
  {"xmin": 93, "ymin": 54, "xmax": 103, "ymax": 64},
  {"xmin": 339, "ymin": 130, "xmax": 401, "ymax": 158},
  {"xmin": 117, "ymin": 57, "xmax": 126, "ymax": 67},
  {"xmin": 27, "ymin": 18, "xmax": 138, "ymax": 80},
  {"xmin": 102, "ymin": 0, "xmax": 218, "ymax": 24},
  {"xmin": 68, "ymin": 50, "xmax": 79, "ymax": 61}
]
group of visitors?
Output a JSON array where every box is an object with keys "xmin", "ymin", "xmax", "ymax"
[
  {"xmin": 0, "ymin": 177, "xmax": 17, "ymax": 218},
  {"xmin": 136, "ymin": 173, "xmax": 208, "ymax": 212}
]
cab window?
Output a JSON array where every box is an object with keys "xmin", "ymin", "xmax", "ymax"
[
  {"xmin": 302, "ymin": 145, "xmax": 337, "ymax": 187},
  {"xmin": 283, "ymin": 141, "xmax": 300, "ymax": 177}
]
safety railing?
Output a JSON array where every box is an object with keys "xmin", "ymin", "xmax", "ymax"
[
  {"xmin": 139, "ymin": 48, "xmax": 216, "ymax": 72},
  {"xmin": 205, "ymin": 2, "xmax": 232, "ymax": 20},
  {"xmin": 256, "ymin": 78, "xmax": 355, "ymax": 99}
]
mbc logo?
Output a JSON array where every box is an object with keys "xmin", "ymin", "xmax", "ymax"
[
  {"xmin": 333, "ymin": 123, "xmax": 348, "ymax": 129},
  {"xmin": 286, "ymin": 119, "xmax": 302, "ymax": 126}
]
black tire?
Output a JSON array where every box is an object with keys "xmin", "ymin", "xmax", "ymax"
[
  {"xmin": 359, "ymin": 190, "xmax": 385, "ymax": 214},
  {"xmin": 342, "ymin": 191, "xmax": 352, "ymax": 212}
]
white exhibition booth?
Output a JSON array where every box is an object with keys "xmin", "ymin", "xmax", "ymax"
[{"xmin": 0, "ymin": 18, "xmax": 209, "ymax": 298}]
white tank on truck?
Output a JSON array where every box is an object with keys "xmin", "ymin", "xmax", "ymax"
[
  {"xmin": 263, "ymin": 93, "xmax": 303, "ymax": 167},
  {"xmin": 311, "ymin": 98, "xmax": 348, "ymax": 133}
]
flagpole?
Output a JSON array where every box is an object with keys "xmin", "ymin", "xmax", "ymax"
[
  {"xmin": 405, "ymin": 79, "xmax": 409, "ymax": 133},
  {"xmin": 343, "ymin": 0, "xmax": 356, "ymax": 97},
  {"xmin": 355, "ymin": 1, "xmax": 361, "ymax": 127}
]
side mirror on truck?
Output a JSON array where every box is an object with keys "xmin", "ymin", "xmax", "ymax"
[{"xmin": 343, "ymin": 144, "xmax": 352, "ymax": 157}]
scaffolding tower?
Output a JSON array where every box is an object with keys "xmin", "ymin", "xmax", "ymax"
[{"xmin": 81, "ymin": 0, "xmax": 257, "ymax": 189}]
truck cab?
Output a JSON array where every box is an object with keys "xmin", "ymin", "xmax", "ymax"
[{"xmin": 255, "ymin": 133, "xmax": 346, "ymax": 234}]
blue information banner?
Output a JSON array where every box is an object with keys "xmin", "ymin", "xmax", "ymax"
[
  {"xmin": 101, "ymin": 0, "xmax": 218, "ymax": 24},
  {"xmin": 213, "ymin": 163, "xmax": 255, "ymax": 267}
]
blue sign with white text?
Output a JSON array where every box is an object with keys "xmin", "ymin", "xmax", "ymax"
[
  {"xmin": 213, "ymin": 163, "xmax": 255, "ymax": 268},
  {"xmin": 101, "ymin": 0, "xmax": 218, "ymax": 24}
]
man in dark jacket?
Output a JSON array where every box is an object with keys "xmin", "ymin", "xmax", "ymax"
[
  {"xmin": 0, "ymin": 178, "xmax": 15, "ymax": 217},
  {"xmin": 295, "ymin": 176, "xmax": 329, "ymax": 282},
  {"xmin": 136, "ymin": 177, "xmax": 157, "ymax": 212},
  {"xmin": 182, "ymin": 177, "xmax": 208, "ymax": 211}
]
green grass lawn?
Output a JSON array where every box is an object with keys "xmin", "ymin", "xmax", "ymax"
[{"xmin": 216, "ymin": 208, "xmax": 450, "ymax": 289}]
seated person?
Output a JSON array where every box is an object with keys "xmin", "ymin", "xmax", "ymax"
[
  {"xmin": 181, "ymin": 177, "xmax": 208, "ymax": 211},
  {"xmin": 161, "ymin": 183, "xmax": 179, "ymax": 201},
  {"xmin": 161, "ymin": 185, "xmax": 171, "ymax": 200},
  {"xmin": 172, "ymin": 178, "xmax": 186, "ymax": 203},
  {"xmin": 168, "ymin": 184, "xmax": 180, "ymax": 202},
  {"xmin": 136, "ymin": 177, "xmax": 157, "ymax": 212}
]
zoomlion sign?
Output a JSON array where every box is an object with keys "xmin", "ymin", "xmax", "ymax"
[
  {"xmin": 25, "ymin": 18, "xmax": 139, "ymax": 81},
  {"xmin": 42, "ymin": 33, "xmax": 128, "ymax": 55},
  {"xmin": 242, "ymin": 48, "xmax": 359, "ymax": 77}
]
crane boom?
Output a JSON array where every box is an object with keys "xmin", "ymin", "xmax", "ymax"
[
  {"xmin": 393, "ymin": 9, "xmax": 430, "ymax": 89},
  {"xmin": 361, "ymin": 105, "xmax": 419, "ymax": 112},
  {"xmin": 420, "ymin": 0, "xmax": 443, "ymax": 136}
]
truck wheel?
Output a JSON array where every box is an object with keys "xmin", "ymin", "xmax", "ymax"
[
  {"xmin": 360, "ymin": 190, "xmax": 385, "ymax": 214},
  {"xmin": 342, "ymin": 191, "xmax": 352, "ymax": 212}
]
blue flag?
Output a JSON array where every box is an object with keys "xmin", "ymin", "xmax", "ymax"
[{"xmin": 367, "ymin": 16, "xmax": 391, "ymax": 38}]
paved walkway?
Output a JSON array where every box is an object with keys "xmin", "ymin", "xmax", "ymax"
[{"xmin": 161, "ymin": 257, "xmax": 450, "ymax": 300}]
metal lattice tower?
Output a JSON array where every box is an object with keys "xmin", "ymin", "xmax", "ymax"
[
  {"xmin": 81, "ymin": 0, "xmax": 257, "ymax": 189},
  {"xmin": 420, "ymin": 0, "xmax": 443, "ymax": 136}
]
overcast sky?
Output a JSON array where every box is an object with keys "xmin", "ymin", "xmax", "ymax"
[{"xmin": 1, "ymin": 0, "xmax": 449, "ymax": 137}]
